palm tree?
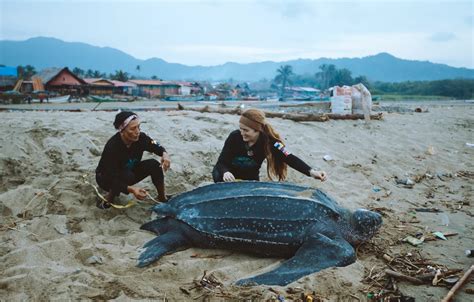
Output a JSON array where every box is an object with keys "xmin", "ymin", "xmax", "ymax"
[
  {"xmin": 17, "ymin": 65, "xmax": 37, "ymax": 80},
  {"xmin": 136, "ymin": 65, "xmax": 141, "ymax": 77},
  {"xmin": 72, "ymin": 67, "xmax": 85, "ymax": 77},
  {"xmin": 92, "ymin": 70, "xmax": 104, "ymax": 78},
  {"xmin": 315, "ymin": 64, "xmax": 337, "ymax": 90},
  {"xmin": 112, "ymin": 70, "xmax": 129, "ymax": 82},
  {"xmin": 274, "ymin": 65, "xmax": 294, "ymax": 98}
]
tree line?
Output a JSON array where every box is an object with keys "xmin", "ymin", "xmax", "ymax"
[
  {"xmin": 15, "ymin": 65, "xmax": 159, "ymax": 82},
  {"xmin": 13, "ymin": 64, "xmax": 473, "ymax": 99},
  {"xmin": 273, "ymin": 64, "xmax": 473, "ymax": 99}
]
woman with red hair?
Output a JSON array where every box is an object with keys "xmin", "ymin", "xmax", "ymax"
[{"xmin": 213, "ymin": 109, "xmax": 326, "ymax": 183}]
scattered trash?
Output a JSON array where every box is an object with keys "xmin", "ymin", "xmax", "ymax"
[
  {"xmin": 396, "ymin": 177, "xmax": 415, "ymax": 188},
  {"xmin": 403, "ymin": 236, "xmax": 424, "ymax": 246},
  {"xmin": 432, "ymin": 232, "xmax": 447, "ymax": 240},
  {"xmin": 372, "ymin": 187, "xmax": 381, "ymax": 192},
  {"xmin": 439, "ymin": 213, "xmax": 450, "ymax": 226},
  {"xmin": 277, "ymin": 294, "xmax": 285, "ymax": 302},
  {"xmin": 86, "ymin": 255, "xmax": 103, "ymax": 265},
  {"xmin": 54, "ymin": 224, "xmax": 69, "ymax": 235},
  {"xmin": 466, "ymin": 250, "xmax": 474, "ymax": 257},
  {"xmin": 437, "ymin": 172, "xmax": 453, "ymax": 181},
  {"xmin": 466, "ymin": 143, "xmax": 474, "ymax": 148},
  {"xmin": 323, "ymin": 154, "xmax": 333, "ymax": 161},
  {"xmin": 444, "ymin": 276, "xmax": 460, "ymax": 284},
  {"xmin": 303, "ymin": 294, "xmax": 314, "ymax": 302},
  {"xmin": 426, "ymin": 146, "xmax": 435, "ymax": 155},
  {"xmin": 425, "ymin": 232, "xmax": 458, "ymax": 241}
]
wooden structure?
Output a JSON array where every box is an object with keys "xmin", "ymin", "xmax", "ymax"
[
  {"xmin": 32, "ymin": 67, "xmax": 87, "ymax": 96},
  {"xmin": 84, "ymin": 78, "xmax": 115, "ymax": 95},
  {"xmin": 129, "ymin": 80, "xmax": 180, "ymax": 98}
]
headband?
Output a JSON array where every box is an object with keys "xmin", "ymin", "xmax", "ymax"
[
  {"xmin": 239, "ymin": 115, "xmax": 263, "ymax": 132},
  {"xmin": 118, "ymin": 115, "xmax": 138, "ymax": 132}
]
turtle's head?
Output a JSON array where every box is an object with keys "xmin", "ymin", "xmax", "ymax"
[{"xmin": 348, "ymin": 209, "xmax": 382, "ymax": 244}]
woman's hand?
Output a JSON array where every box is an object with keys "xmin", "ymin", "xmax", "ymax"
[
  {"xmin": 223, "ymin": 171, "xmax": 236, "ymax": 182},
  {"xmin": 161, "ymin": 152, "xmax": 171, "ymax": 172},
  {"xmin": 128, "ymin": 186, "xmax": 148, "ymax": 200},
  {"xmin": 310, "ymin": 169, "xmax": 327, "ymax": 182}
]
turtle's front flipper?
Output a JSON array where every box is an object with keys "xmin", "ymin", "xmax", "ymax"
[
  {"xmin": 236, "ymin": 233, "xmax": 355, "ymax": 286},
  {"xmin": 137, "ymin": 230, "xmax": 189, "ymax": 267}
]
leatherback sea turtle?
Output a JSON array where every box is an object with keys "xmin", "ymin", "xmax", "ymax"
[{"xmin": 138, "ymin": 181, "xmax": 382, "ymax": 286}]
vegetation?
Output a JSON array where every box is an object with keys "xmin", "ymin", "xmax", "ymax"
[
  {"xmin": 17, "ymin": 65, "xmax": 36, "ymax": 80},
  {"xmin": 72, "ymin": 67, "xmax": 85, "ymax": 77},
  {"xmin": 110, "ymin": 70, "xmax": 129, "ymax": 82},
  {"xmin": 271, "ymin": 64, "xmax": 473, "ymax": 99},
  {"xmin": 371, "ymin": 79, "xmax": 474, "ymax": 99},
  {"xmin": 273, "ymin": 65, "xmax": 294, "ymax": 97}
]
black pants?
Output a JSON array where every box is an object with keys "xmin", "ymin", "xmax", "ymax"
[{"xmin": 96, "ymin": 159, "xmax": 164, "ymax": 197}]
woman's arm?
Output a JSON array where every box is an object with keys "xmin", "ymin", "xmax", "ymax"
[
  {"xmin": 272, "ymin": 142, "xmax": 327, "ymax": 181},
  {"xmin": 215, "ymin": 133, "xmax": 236, "ymax": 175}
]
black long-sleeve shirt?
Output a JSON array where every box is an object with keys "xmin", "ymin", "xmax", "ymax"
[
  {"xmin": 214, "ymin": 130, "xmax": 312, "ymax": 180},
  {"xmin": 96, "ymin": 132, "xmax": 166, "ymax": 194}
]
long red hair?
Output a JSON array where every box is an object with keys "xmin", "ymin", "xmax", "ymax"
[{"xmin": 241, "ymin": 109, "xmax": 287, "ymax": 181}]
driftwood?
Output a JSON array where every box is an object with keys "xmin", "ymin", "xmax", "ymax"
[
  {"xmin": 441, "ymin": 265, "xmax": 473, "ymax": 302},
  {"xmin": 385, "ymin": 269, "xmax": 424, "ymax": 285},
  {"xmin": 176, "ymin": 104, "xmax": 383, "ymax": 122},
  {"xmin": 327, "ymin": 112, "xmax": 383, "ymax": 120}
]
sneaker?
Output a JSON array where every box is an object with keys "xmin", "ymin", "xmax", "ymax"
[{"xmin": 96, "ymin": 199, "xmax": 112, "ymax": 209}]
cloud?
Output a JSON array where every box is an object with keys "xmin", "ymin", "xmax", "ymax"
[{"xmin": 429, "ymin": 32, "xmax": 456, "ymax": 42}]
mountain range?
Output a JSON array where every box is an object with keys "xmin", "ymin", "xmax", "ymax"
[{"xmin": 1, "ymin": 37, "xmax": 473, "ymax": 82}]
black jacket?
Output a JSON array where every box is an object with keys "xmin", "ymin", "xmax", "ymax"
[
  {"xmin": 214, "ymin": 130, "xmax": 311, "ymax": 180},
  {"xmin": 96, "ymin": 132, "xmax": 166, "ymax": 193}
]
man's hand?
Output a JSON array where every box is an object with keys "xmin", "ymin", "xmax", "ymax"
[
  {"xmin": 161, "ymin": 152, "xmax": 171, "ymax": 172},
  {"xmin": 128, "ymin": 186, "xmax": 147, "ymax": 200},
  {"xmin": 310, "ymin": 169, "xmax": 327, "ymax": 182},
  {"xmin": 223, "ymin": 172, "xmax": 236, "ymax": 182}
]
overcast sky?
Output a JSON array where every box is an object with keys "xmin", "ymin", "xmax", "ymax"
[{"xmin": 1, "ymin": 0, "xmax": 473, "ymax": 68}]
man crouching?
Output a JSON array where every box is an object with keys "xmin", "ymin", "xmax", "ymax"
[{"xmin": 95, "ymin": 111, "xmax": 171, "ymax": 209}]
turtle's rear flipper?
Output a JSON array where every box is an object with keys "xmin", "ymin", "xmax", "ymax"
[
  {"xmin": 137, "ymin": 231, "xmax": 188, "ymax": 267},
  {"xmin": 236, "ymin": 233, "xmax": 355, "ymax": 286}
]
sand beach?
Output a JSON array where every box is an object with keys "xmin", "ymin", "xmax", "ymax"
[{"xmin": 0, "ymin": 100, "xmax": 473, "ymax": 301}]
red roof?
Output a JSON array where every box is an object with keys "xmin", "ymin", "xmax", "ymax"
[
  {"xmin": 129, "ymin": 80, "xmax": 180, "ymax": 86},
  {"xmin": 110, "ymin": 80, "xmax": 137, "ymax": 87}
]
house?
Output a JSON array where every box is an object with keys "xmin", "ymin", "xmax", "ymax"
[
  {"xmin": 0, "ymin": 66, "xmax": 18, "ymax": 91},
  {"xmin": 32, "ymin": 67, "xmax": 87, "ymax": 96},
  {"xmin": 177, "ymin": 82, "xmax": 204, "ymax": 96},
  {"xmin": 128, "ymin": 80, "xmax": 180, "ymax": 98},
  {"xmin": 285, "ymin": 86, "xmax": 321, "ymax": 97},
  {"xmin": 84, "ymin": 78, "xmax": 115, "ymax": 95},
  {"xmin": 110, "ymin": 80, "xmax": 137, "ymax": 95}
]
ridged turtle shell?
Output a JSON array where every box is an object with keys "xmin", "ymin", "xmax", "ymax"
[{"xmin": 153, "ymin": 182, "xmax": 342, "ymax": 244}]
